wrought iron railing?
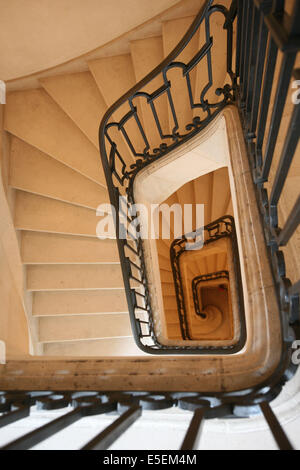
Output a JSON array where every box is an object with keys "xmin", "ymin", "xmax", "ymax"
[
  {"xmin": 99, "ymin": 0, "xmax": 236, "ymax": 354},
  {"xmin": 235, "ymin": 0, "xmax": 300, "ymax": 348},
  {"xmin": 99, "ymin": 0, "xmax": 300, "ymax": 360},
  {"xmin": 0, "ymin": 389, "xmax": 296, "ymax": 450},
  {"xmin": 192, "ymin": 270, "xmax": 229, "ymax": 317},
  {"xmin": 169, "ymin": 215, "xmax": 246, "ymax": 351}
]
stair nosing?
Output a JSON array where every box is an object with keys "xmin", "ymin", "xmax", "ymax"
[{"xmin": 9, "ymin": 185, "xmax": 109, "ymax": 213}]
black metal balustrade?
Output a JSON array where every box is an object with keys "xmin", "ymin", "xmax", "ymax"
[
  {"xmin": 192, "ymin": 270, "xmax": 229, "ymax": 317},
  {"xmin": 0, "ymin": 389, "xmax": 295, "ymax": 450},
  {"xmin": 169, "ymin": 215, "xmax": 246, "ymax": 351},
  {"xmin": 99, "ymin": 0, "xmax": 236, "ymax": 354}
]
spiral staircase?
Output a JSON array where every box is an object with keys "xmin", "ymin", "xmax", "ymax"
[{"xmin": 157, "ymin": 168, "xmax": 233, "ymax": 340}]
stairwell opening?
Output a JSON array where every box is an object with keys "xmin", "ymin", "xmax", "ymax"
[{"xmin": 133, "ymin": 112, "xmax": 247, "ymax": 349}]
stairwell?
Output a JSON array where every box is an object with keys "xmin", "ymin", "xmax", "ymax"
[
  {"xmin": 0, "ymin": 0, "xmax": 298, "ymax": 360},
  {"xmin": 4, "ymin": 3, "xmax": 228, "ymax": 356}
]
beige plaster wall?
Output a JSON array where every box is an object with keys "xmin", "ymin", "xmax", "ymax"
[{"xmin": 0, "ymin": 105, "xmax": 30, "ymax": 358}]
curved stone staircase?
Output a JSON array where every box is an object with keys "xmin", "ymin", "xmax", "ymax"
[{"xmin": 4, "ymin": 11, "xmax": 228, "ymax": 356}]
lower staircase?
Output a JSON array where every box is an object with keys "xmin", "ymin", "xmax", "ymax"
[{"xmin": 157, "ymin": 168, "xmax": 233, "ymax": 339}]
